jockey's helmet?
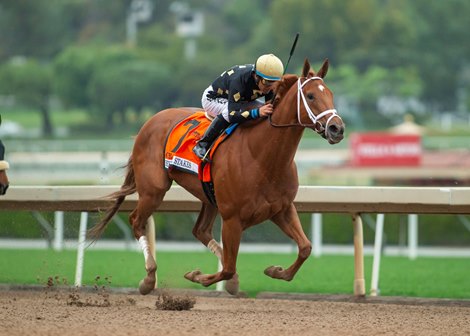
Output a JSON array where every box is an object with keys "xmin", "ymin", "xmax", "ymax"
[{"xmin": 255, "ymin": 54, "xmax": 284, "ymax": 81}]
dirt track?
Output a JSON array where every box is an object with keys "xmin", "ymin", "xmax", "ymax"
[{"xmin": 1, "ymin": 288, "xmax": 469, "ymax": 336}]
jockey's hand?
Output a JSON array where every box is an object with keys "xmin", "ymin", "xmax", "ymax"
[{"xmin": 259, "ymin": 104, "xmax": 273, "ymax": 117}]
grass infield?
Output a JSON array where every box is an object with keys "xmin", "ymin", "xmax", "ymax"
[{"xmin": 0, "ymin": 249, "xmax": 469, "ymax": 299}]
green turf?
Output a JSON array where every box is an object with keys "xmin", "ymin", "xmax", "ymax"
[
  {"xmin": 1, "ymin": 108, "xmax": 89, "ymax": 129},
  {"xmin": 0, "ymin": 249, "xmax": 469, "ymax": 299}
]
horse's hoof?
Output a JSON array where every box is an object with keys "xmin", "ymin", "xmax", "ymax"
[
  {"xmin": 264, "ymin": 265, "xmax": 284, "ymax": 279},
  {"xmin": 224, "ymin": 273, "xmax": 239, "ymax": 295},
  {"xmin": 184, "ymin": 270, "xmax": 202, "ymax": 283},
  {"xmin": 138, "ymin": 279, "xmax": 154, "ymax": 295}
]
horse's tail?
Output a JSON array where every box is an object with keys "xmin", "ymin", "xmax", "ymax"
[{"xmin": 88, "ymin": 157, "xmax": 136, "ymax": 241}]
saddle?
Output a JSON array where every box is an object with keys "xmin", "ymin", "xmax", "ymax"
[{"xmin": 164, "ymin": 111, "xmax": 236, "ymax": 205}]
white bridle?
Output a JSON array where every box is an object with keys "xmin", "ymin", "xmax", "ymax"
[{"xmin": 297, "ymin": 76, "xmax": 342, "ymax": 136}]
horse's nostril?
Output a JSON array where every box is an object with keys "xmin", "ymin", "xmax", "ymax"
[
  {"xmin": 329, "ymin": 124, "xmax": 345, "ymax": 136},
  {"xmin": 328, "ymin": 125, "xmax": 339, "ymax": 135}
]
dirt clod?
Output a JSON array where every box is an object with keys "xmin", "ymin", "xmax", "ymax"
[{"xmin": 155, "ymin": 293, "xmax": 196, "ymax": 311}]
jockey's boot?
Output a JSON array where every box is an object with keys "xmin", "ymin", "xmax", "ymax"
[{"xmin": 193, "ymin": 114, "xmax": 230, "ymax": 160}]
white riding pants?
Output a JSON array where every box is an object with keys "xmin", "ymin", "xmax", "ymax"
[{"xmin": 201, "ymin": 85, "xmax": 263, "ymax": 122}]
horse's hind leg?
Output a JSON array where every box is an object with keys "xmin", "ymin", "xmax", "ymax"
[
  {"xmin": 265, "ymin": 203, "xmax": 312, "ymax": 281},
  {"xmin": 129, "ymin": 192, "xmax": 165, "ymax": 295},
  {"xmin": 130, "ymin": 162, "xmax": 171, "ymax": 295},
  {"xmin": 185, "ymin": 204, "xmax": 240, "ymax": 295}
]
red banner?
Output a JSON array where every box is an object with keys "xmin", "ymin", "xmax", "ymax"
[{"xmin": 350, "ymin": 133, "xmax": 421, "ymax": 167}]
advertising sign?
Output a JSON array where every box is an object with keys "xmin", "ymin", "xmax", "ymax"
[{"xmin": 350, "ymin": 133, "xmax": 421, "ymax": 166}]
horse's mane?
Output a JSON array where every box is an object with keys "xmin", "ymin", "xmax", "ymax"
[{"xmin": 273, "ymin": 74, "xmax": 298, "ymax": 107}]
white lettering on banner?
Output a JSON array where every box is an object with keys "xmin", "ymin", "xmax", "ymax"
[
  {"xmin": 357, "ymin": 143, "xmax": 421, "ymax": 158},
  {"xmin": 165, "ymin": 156, "xmax": 199, "ymax": 174}
]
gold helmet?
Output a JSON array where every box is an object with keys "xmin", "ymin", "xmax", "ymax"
[{"xmin": 255, "ymin": 54, "xmax": 284, "ymax": 81}]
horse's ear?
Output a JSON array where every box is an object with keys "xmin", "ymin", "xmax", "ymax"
[
  {"xmin": 317, "ymin": 58, "xmax": 329, "ymax": 78},
  {"xmin": 302, "ymin": 58, "xmax": 311, "ymax": 78}
]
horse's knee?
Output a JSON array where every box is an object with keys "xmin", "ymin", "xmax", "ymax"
[{"xmin": 299, "ymin": 243, "xmax": 312, "ymax": 259}]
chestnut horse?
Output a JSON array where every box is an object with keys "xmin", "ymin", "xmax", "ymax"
[{"xmin": 89, "ymin": 59, "xmax": 345, "ymax": 295}]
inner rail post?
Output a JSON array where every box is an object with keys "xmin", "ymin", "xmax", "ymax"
[{"xmin": 352, "ymin": 212, "xmax": 366, "ymax": 297}]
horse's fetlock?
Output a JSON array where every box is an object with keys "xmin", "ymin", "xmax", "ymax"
[
  {"xmin": 221, "ymin": 270, "xmax": 236, "ymax": 280},
  {"xmin": 299, "ymin": 244, "xmax": 312, "ymax": 259}
]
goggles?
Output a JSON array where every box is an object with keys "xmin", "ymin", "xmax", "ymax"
[{"xmin": 260, "ymin": 78, "xmax": 276, "ymax": 86}]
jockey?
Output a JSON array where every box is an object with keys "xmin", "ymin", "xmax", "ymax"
[{"xmin": 193, "ymin": 54, "xmax": 284, "ymax": 159}]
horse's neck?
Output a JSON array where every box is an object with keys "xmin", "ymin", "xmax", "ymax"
[
  {"xmin": 245, "ymin": 111, "xmax": 304, "ymax": 171},
  {"xmin": 265, "ymin": 90, "xmax": 305, "ymax": 164},
  {"xmin": 237, "ymin": 82, "xmax": 305, "ymax": 174}
]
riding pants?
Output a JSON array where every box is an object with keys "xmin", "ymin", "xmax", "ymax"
[{"xmin": 201, "ymin": 86, "xmax": 262, "ymax": 123}]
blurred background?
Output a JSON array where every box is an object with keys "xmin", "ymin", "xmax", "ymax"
[{"xmin": 0, "ymin": 0, "xmax": 469, "ymax": 251}]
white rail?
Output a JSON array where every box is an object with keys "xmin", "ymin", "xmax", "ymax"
[{"xmin": 1, "ymin": 185, "xmax": 470, "ymax": 296}]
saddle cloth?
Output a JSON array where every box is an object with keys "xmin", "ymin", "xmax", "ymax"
[{"xmin": 164, "ymin": 111, "xmax": 230, "ymax": 183}]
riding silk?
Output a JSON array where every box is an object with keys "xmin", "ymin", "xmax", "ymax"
[{"xmin": 164, "ymin": 112, "xmax": 232, "ymax": 204}]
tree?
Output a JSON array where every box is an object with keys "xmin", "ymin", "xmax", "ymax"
[
  {"xmin": 0, "ymin": 0, "xmax": 80, "ymax": 60},
  {"xmin": 410, "ymin": 0, "xmax": 470, "ymax": 110},
  {"xmin": 88, "ymin": 60, "xmax": 172, "ymax": 129},
  {"xmin": 54, "ymin": 45, "xmax": 137, "ymax": 109},
  {"xmin": 328, "ymin": 63, "xmax": 423, "ymax": 128},
  {"xmin": 270, "ymin": 0, "xmax": 379, "ymax": 67},
  {"xmin": 0, "ymin": 58, "xmax": 54, "ymax": 136}
]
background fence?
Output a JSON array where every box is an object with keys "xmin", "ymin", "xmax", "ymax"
[{"xmin": 1, "ymin": 185, "xmax": 469, "ymax": 296}]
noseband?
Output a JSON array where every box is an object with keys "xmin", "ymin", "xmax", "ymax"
[{"xmin": 269, "ymin": 77, "xmax": 342, "ymax": 137}]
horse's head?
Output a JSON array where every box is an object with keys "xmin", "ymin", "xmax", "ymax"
[
  {"xmin": 298, "ymin": 58, "xmax": 344, "ymax": 144},
  {"xmin": 272, "ymin": 58, "xmax": 345, "ymax": 144}
]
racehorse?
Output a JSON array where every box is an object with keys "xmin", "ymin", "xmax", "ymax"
[
  {"xmin": 88, "ymin": 58, "xmax": 345, "ymax": 295},
  {"xmin": 0, "ymin": 116, "xmax": 10, "ymax": 195}
]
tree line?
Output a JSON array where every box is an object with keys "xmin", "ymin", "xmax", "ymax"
[{"xmin": 0, "ymin": 0, "xmax": 469, "ymax": 136}]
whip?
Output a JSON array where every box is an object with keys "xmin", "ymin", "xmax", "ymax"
[{"xmin": 270, "ymin": 32, "xmax": 300, "ymax": 105}]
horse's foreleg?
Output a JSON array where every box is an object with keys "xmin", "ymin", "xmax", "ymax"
[
  {"xmin": 185, "ymin": 218, "xmax": 242, "ymax": 295},
  {"xmin": 186, "ymin": 205, "xmax": 239, "ymax": 294},
  {"xmin": 206, "ymin": 239, "xmax": 240, "ymax": 295},
  {"xmin": 265, "ymin": 204, "xmax": 312, "ymax": 281}
]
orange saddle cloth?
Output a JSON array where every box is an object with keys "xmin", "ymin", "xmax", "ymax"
[{"xmin": 164, "ymin": 111, "xmax": 228, "ymax": 182}]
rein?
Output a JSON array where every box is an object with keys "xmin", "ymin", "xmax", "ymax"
[{"xmin": 269, "ymin": 77, "xmax": 342, "ymax": 137}]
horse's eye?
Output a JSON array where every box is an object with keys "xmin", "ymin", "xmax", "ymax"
[{"xmin": 307, "ymin": 93, "xmax": 315, "ymax": 100}]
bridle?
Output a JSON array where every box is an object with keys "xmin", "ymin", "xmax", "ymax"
[{"xmin": 269, "ymin": 76, "xmax": 342, "ymax": 137}]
